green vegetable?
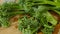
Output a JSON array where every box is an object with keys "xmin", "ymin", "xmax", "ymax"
[
  {"xmin": 0, "ymin": 0, "xmax": 60, "ymax": 34},
  {"xmin": 17, "ymin": 0, "xmax": 59, "ymax": 34},
  {"xmin": 0, "ymin": 2, "xmax": 25, "ymax": 27},
  {"xmin": 18, "ymin": 6, "xmax": 57, "ymax": 34},
  {"xmin": 18, "ymin": 16, "xmax": 41, "ymax": 34}
]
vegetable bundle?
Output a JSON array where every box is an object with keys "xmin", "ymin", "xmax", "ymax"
[
  {"xmin": 18, "ymin": 0, "xmax": 60, "ymax": 34},
  {"xmin": 0, "ymin": 0, "xmax": 60, "ymax": 34}
]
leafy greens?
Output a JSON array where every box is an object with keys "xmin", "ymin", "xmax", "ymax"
[
  {"xmin": 18, "ymin": 0, "xmax": 60, "ymax": 34},
  {"xmin": 0, "ymin": 0, "xmax": 60, "ymax": 34}
]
